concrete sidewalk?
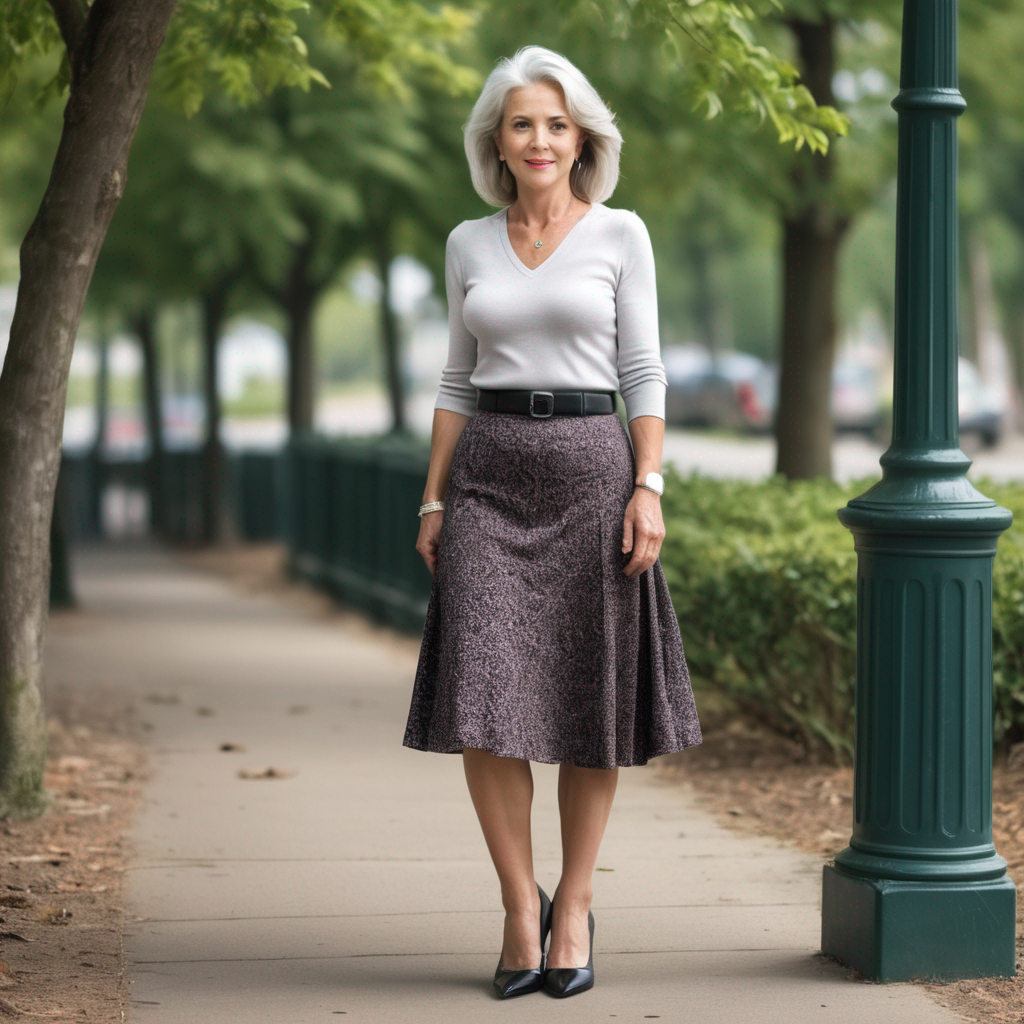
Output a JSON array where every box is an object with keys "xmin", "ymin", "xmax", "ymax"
[{"xmin": 43, "ymin": 540, "xmax": 967, "ymax": 1023}]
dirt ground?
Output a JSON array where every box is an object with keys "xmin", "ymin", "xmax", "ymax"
[
  {"xmin": 0, "ymin": 673, "xmax": 148, "ymax": 1021},
  {"xmin": 2, "ymin": 539, "xmax": 1019, "ymax": 1022}
]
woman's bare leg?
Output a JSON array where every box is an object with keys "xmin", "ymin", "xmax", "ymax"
[
  {"xmin": 547, "ymin": 762, "xmax": 619, "ymax": 968},
  {"xmin": 462, "ymin": 747, "xmax": 542, "ymax": 970}
]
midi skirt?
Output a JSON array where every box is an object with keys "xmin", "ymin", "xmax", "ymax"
[{"xmin": 402, "ymin": 407, "xmax": 703, "ymax": 770}]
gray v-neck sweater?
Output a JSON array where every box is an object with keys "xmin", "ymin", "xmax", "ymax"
[{"xmin": 434, "ymin": 202, "xmax": 667, "ymax": 423}]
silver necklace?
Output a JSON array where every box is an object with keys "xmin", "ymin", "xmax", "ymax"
[{"xmin": 532, "ymin": 199, "xmax": 583, "ymax": 248}]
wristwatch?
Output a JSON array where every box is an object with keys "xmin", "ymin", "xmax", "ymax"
[{"xmin": 636, "ymin": 471, "xmax": 664, "ymax": 496}]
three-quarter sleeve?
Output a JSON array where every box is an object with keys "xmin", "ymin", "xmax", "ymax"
[
  {"xmin": 615, "ymin": 211, "xmax": 667, "ymax": 422},
  {"xmin": 434, "ymin": 228, "xmax": 479, "ymax": 417}
]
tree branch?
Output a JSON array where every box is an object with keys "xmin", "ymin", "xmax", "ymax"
[{"xmin": 46, "ymin": 0, "xmax": 89, "ymax": 56}]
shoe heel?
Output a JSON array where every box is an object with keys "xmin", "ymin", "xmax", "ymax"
[
  {"xmin": 542, "ymin": 904, "xmax": 595, "ymax": 998},
  {"xmin": 493, "ymin": 882, "xmax": 550, "ymax": 999}
]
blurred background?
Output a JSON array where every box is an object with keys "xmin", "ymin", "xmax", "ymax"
[{"xmin": 3, "ymin": 1, "xmax": 1024, "ymax": 547}]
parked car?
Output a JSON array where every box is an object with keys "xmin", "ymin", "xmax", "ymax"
[
  {"xmin": 831, "ymin": 360, "xmax": 883, "ymax": 433},
  {"xmin": 750, "ymin": 355, "xmax": 1007, "ymax": 444},
  {"xmin": 957, "ymin": 356, "xmax": 1006, "ymax": 448},
  {"xmin": 747, "ymin": 357, "xmax": 885, "ymax": 436},
  {"xmin": 663, "ymin": 346, "xmax": 767, "ymax": 431}
]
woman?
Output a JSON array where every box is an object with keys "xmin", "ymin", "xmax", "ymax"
[{"xmin": 402, "ymin": 45, "xmax": 702, "ymax": 999}]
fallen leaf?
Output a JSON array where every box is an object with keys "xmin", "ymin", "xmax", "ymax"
[
  {"xmin": 67, "ymin": 804, "xmax": 112, "ymax": 817},
  {"xmin": 34, "ymin": 907, "xmax": 71, "ymax": 926},
  {"xmin": 237, "ymin": 767, "xmax": 294, "ymax": 780},
  {"xmin": 817, "ymin": 829, "xmax": 847, "ymax": 845}
]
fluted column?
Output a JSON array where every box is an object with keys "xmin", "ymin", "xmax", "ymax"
[{"xmin": 820, "ymin": 0, "xmax": 1017, "ymax": 983}]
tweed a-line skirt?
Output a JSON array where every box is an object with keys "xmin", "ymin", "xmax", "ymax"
[{"xmin": 402, "ymin": 407, "xmax": 703, "ymax": 770}]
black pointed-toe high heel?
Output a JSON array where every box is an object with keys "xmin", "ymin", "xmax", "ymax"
[
  {"xmin": 542, "ymin": 902, "xmax": 595, "ymax": 998},
  {"xmin": 492, "ymin": 883, "xmax": 553, "ymax": 999}
]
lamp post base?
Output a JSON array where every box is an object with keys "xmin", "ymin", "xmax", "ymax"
[{"xmin": 821, "ymin": 863, "xmax": 1017, "ymax": 982}]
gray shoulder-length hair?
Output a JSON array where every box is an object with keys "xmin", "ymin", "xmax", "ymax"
[{"xmin": 464, "ymin": 45, "xmax": 623, "ymax": 208}]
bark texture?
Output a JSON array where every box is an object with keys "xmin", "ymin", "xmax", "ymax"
[
  {"xmin": 201, "ymin": 282, "xmax": 232, "ymax": 545},
  {"xmin": 373, "ymin": 223, "xmax": 408, "ymax": 434},
  {"xmin": 135, "ymin": 308, "xmax": 167, "ymax": 538},
  {"xmin": 774, "ymin": 18, "xmax": 850, "ymax": 481},
  {"xmin": 0, "ymin": 0, "xmax": 180, "ymax": 817}
]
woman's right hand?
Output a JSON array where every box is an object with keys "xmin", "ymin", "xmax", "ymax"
[{"xmin": 416, "ymin": 510, "xmax": 444, "ymax": 577}]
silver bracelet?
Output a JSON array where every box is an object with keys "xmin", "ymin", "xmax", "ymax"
[{"xmin": 418, "ymin": 500, "xmax": 444, "ymax": 517}]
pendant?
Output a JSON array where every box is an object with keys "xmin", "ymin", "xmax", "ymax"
[{"xmin": 534, "ymin": 240, "xmax": 543, "ymax": 248}]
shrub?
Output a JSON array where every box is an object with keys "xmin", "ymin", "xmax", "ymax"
[{"xmin": 660, "ymin": 469, "xmax": 1024, "ymax": 765}]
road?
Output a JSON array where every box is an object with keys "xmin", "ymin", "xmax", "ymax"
[
  {"xmin": 323, "ymin": 389, "xmax": 1024, "ymax": 487},
  {"xmin": 64, "ymin": 386, "xmax": 1024, "ymax": 487}
]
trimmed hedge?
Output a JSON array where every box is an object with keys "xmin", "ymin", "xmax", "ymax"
[{"xmin": 659, "ymin": 470, "xmax": 1024, "ymax": 765}]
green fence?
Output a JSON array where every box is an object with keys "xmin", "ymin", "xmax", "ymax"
[
  {"xmin": 60, "ymin": 446, "xmax": 290, "ymax": 545},
  {"xmin": 60, "ymin": 435, "xmax": 432, "ymax": 632},
  {"xmin": 284, "ymin": 431, "xmax": 433, "ymax": 634}
]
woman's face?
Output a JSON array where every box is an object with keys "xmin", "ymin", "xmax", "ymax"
[{"xmin": 494, "ymin": 82, "xmax": 586, "ymax": 193}]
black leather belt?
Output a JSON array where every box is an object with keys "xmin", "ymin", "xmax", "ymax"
[{"xmin": 476, "ymin": 389, "xmax": 616, "ymax": 417}]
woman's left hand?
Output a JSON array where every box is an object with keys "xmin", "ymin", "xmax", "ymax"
[{"xmin": 621, "ymin": 488, "xmax": 665, "ymax": 577}]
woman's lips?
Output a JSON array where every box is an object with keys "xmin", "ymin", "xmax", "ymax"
[{"xmin": 525, "ymin": 160, "xmax": 552, "ymax": 167}]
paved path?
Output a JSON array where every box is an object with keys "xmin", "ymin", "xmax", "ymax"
[{"xmin": 44, "ymin": 540, "xmax": 968, "ymax": 1023}]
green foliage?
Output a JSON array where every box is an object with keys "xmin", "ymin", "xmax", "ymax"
[
  {"xmin": 1, "ymin": 0, "xmax": 482, "ymax": 119},
  {"xmin": 659, "ymin": 470, "xmax": 1024, "ymax": 765},
  {"xmin": 555, "ymin": 0, "xmax": 849, "ymax": 153},
  {"xmin": 0, "ymin": 0, "xmax": 66, "ymax": 111}
]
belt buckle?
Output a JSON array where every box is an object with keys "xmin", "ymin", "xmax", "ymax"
[{"xmin": 529, "ymin": 391, "xmax": 554, "ymax": 418}]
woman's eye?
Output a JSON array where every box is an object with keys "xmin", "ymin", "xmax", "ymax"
[{"xmin": 513, "ymin": 121, "xmax": 567, "ymax": 129}]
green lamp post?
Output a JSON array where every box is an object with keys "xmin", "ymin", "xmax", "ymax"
[{"xmin": 820, "ymin": 0, "xmax": 1016, "ymax": 982}]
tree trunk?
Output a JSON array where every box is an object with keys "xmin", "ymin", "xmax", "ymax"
[
  {"xmin": 201, "ymin": 287, "xmax": 228, "ymax": 545},
  {"xmin": 135, "ymin": 308, "xmax": 167, "ymax": 538},
  {"xmin": 283, "ymin": 229, "xmax": 320, "ymax": 437},
  {"xmin": 242, "ymin": 212, "xmax": 320, "ymax": 436},
  {"xmin": 49, "ymin": 461, "xmax": 76, "ymax": 610},
  {"xmin": 0, "ymin": 0, "xmax": 179, "ymax": 818},
  {"xmin": 373, "ymin": 224, "xmax": 407, "ymax": 433},
  {"xmin": 287, "ymin": 299, "xmax": 316, "ymax": 435},
  {"xmin": 775, "ymin": 217, "xmax": 845, "ymax": 477},
  {"xmin": 774, "ymin": 18, "xmax": 850, "ymax": 481},
  {"xmin": 90, "ymin": 328, "xmax": 110, "ymax": 537}
]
